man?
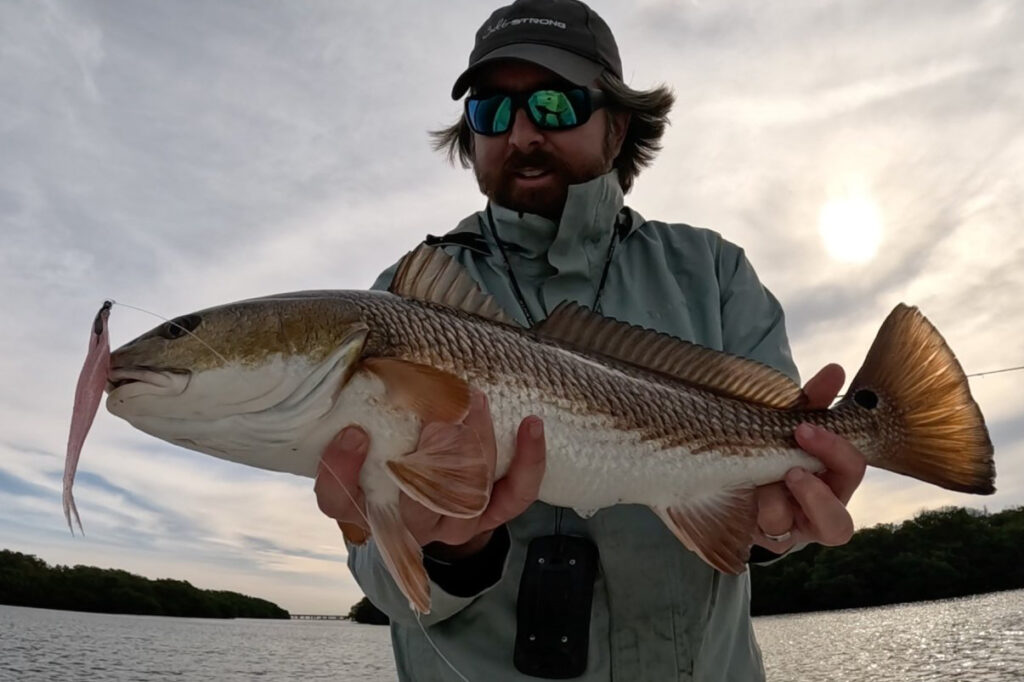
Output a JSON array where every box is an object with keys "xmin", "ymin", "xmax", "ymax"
[{"xmin": 315, "ymin": 1, "xmax": 866, "ymax": 679}]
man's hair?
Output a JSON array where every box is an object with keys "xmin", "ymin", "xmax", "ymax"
[{"xmin": 430, "ymin": 72, "xmax": 675, "ymax": 193}]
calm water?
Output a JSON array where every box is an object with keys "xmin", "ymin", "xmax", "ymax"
[
  {"xmin": 754, "ymin": 589, "xmax": 1024, "ymax": 681},
  {"xmin": 2, "ymin": 590, "xmax": 1021, "ymax": 681}
]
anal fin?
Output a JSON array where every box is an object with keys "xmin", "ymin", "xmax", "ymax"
[
  {"xmin": 367, "ymin": 502, "xmax": 430, "ymax": 614},
  {"xmin": 652, "ymin": 487, "xmax": 758, "ymax": 574},
  {"xmin": 387, "ymin": 422, "xmax": 491, "ymax": 518}
]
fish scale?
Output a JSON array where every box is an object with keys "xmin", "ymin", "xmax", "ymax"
[{"xmin": 359, "ymin": 293, "xmax": 798, "ymax": 452}]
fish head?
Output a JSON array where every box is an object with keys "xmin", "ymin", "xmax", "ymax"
[{"xmin": 105, "ymin": 294, "xmax": 369, "ymax": 470}]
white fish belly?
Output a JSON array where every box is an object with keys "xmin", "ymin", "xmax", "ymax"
[
  {"xmin": 480, "ymin": 381, "xmax": 825, "ymax": 512},
  {"xmin": 298, "ymin": 375, "xmax": 824, "ymax": 517},
  {"xmin": 299, "ymin": 371, "xmax": 422, "ymax": 503}
]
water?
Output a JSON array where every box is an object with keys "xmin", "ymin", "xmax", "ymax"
[
  {"xmin": 754, "ymin": 590, "xmax": 1024, "ymax": 681},
  {"xmin": 1, "ymin": 590, "xmax": 1021, "ymax": 681},
  {"xmin": 0, "ymin": 609, "xmax": 396, "ymax": 681}
]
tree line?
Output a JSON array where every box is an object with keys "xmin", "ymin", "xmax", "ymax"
[
  {"xmin": 346, "ymin": 594, "xmax": 390, "ymax": 624},
  {"xmin": 0, "ymin": 550, "xmax": 289, "ymax": 619},
  {"xmin": 345, "ymin": 505, "xmax": 1024, "ymax": 624},
  {"xmin": 751, "ymin": 505, "xmax": 1024, "ymax": 615}
]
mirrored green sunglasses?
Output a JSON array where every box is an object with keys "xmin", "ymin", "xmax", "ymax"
[{"xmin": 464, "ymin": 88, "xmax": 607, "ymax": 136}]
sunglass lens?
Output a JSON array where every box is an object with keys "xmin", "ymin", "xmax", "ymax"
[
  {"xmin": 527, "ymin": 90, "xmax": 580, "ymax": 129},
  {"xmin": 468, "ymin": 95, "xmax": 513, "ymax": 135}
]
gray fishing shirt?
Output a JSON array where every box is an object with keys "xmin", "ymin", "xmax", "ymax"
[{"xmin": 348, "ymin": 171, "xmax": 798, "ymax": 681}]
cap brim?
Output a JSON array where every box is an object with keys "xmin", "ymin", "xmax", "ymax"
[{"xmin": 450, "ymin": 43, "xmax": 604, "ymax": 99}]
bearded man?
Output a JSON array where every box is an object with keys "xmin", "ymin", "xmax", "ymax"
[{"xmin": 315, "ymin": 1, "xmax": 866, "ymax": 679}]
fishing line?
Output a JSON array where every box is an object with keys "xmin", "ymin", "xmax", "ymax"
[
  {"xmin": 109, "ymin": 301, "xmax": 231, "ymax": 366},
  {"xmin": 318, "ymin": 457, "xmax": 471, "ymax": 681},
  {"xmin": 416, "ymin": 612, "xmax": 470, "ymax": 682},
  {"xmin": 316, "ymin": 458, "xmax": 373, "ymax": 531},
  {"xmin": 832, "ymin": 363, "xmax": 1024, "ymax": 400},
  {"xmin": 967, "ymin": 365, "xmax": 1024, "ymax": 378}
]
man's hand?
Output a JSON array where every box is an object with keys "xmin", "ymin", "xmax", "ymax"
[
  {"xmin": 314, "ymin": 389, "xmax": 546, "ymax": 561},
  {"xmin": 753, "ymin": 363, "xmax": 867, "ymax": 554}
]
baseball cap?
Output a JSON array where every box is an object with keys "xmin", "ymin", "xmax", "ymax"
[{"xmin": 451, "ymin": 0, "xmax": 622, "ymax": 100}]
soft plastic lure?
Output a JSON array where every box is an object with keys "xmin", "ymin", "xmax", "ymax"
[{"xmin": 64, "ymin": 300, "xmax": 112, "ymax": 534}]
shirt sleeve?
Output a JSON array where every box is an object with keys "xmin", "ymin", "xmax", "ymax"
[
  {"xmin": 370, "ymin": 262, "xmax": 399, "ymax": 292},
  {"xmin": 716, "ymin": 242, "xmax": 800, "ymax": 383}
]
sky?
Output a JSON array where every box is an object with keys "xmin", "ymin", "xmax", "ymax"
[{"xmin": 1, "ymin": 0, "xmax": 1021, "ymax": 615}]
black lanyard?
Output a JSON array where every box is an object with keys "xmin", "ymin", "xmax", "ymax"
[{"xmin": 483, "ymin": 203, "xmax": 627, "ymax": 326}]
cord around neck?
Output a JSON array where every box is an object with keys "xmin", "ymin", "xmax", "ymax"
[{"xmin": 483, "ymin": 202, "xmax": 627, "ymax": 327}]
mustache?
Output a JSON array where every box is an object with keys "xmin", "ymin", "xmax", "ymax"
[{"xmin": 503, "ymin": 150, "xmax": 564, "ymax": 173}]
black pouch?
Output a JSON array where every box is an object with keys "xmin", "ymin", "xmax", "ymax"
[{"xmin": 513, "ymin": 534, "xmax": 600, "ymax": 679}]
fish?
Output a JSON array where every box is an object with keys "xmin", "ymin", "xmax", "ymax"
[{"xmin": 71, "ymin": 245, "xmax": 995, "ymax": 614}]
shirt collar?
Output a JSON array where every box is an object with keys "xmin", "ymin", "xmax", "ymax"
[{"xmin": 485, "ymin": 171, "xmax": 626, "ymax": 259}]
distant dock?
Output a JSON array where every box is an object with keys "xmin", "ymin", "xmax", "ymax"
[{"xmin": 291, "ymin": 614, "xmax": 346, "ymax": 620}]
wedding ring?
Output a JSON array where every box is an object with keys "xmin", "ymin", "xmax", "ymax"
[{"xmin": 762, "ymin": 529, "xmax": 792, "ymax": 543}]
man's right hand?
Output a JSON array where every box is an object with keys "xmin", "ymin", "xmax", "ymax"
[{"xmin": 314, "ymin": 389, "xmax": 547, "ymax": 561}]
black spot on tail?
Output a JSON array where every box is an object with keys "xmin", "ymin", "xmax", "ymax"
[{"xmin": 853, "ymin": 389, "xmax": 879, "ymax": 410}]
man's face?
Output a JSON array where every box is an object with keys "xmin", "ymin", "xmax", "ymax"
[{"xmin": 470, "ymin": 61, "xmax": 625, "ymax": 221}]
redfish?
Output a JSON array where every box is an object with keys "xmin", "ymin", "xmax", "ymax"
[{"xmin": 66, "ymin": 246, "xmax": 995, "ymax": 614}]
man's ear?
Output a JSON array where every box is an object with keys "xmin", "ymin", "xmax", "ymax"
[{"xmin": 607, "ymin": 110, "xmax": 630, "ymax": 158}]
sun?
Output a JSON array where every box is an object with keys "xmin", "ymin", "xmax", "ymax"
[{"xmin": 818, "ymin": 193, "xmax": 884, "ymax": 264}]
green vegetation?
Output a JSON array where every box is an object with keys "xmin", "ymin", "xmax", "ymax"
[
  {"xmin": 751, "ymin": 505, "xmax": 1024, "ymax": 615},
  {"xmin": 0, "ymin": 550, "xmax": 289, "ymax": 619},
  {"xmin": 347, "ymin": 595, "xmax": 389, "ymax": 625},
  {"xmin": 344, "ymin": 506, "xmax": 1024, "ymax": 624}
]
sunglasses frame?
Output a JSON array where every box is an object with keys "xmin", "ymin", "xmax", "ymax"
[{"xmin": 464, "ymin": 87, "xmax": 607, "ymax": 136}]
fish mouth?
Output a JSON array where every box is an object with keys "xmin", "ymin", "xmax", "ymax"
[{"xmin": 107, "ymin": 367, "xmax": 191, "ymax": 399}]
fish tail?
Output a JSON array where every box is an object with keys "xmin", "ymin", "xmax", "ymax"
[{"xmin": 846, "ymin": 304, "xmax": 994, "ymax": 494}]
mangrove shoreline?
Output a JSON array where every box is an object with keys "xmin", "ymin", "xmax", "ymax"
[
  {"xmin": 0, "ymin": 550, "xmax": 289, "ymax": 619},
  {"xmin": 348, "ymin": 505, "xmax": 1024, "ymax": 624}
]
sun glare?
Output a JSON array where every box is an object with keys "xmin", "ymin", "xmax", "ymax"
[{"xmin": 818, "ymin": 193, "xmax": 884, "ymax": 264}]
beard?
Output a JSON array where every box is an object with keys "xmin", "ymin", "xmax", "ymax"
[{"xmin": 475, "ymin": 147, "xmax": 613, "ymax": 221}]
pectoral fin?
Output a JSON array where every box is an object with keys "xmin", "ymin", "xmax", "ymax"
[
  {"xmin": 367, "ymin": 501, "xmax": 430, "ymax": 614},
  {"xmin": 387, "ymin": 422, "xmax": 491, "ymax": 518},
  {"xmin": 652, "ymin": 487, "xmax": 758, "ymax": 574},
  {"xmin": 362, "ymin": 357, "xmax": 472, "ymax": 424}
]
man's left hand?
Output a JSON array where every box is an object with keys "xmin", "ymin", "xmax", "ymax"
[{"xmin": 752, "ymin": 363, "xmax": 867, "ymax": 554}]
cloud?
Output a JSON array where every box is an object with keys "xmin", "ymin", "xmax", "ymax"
[
  {"xmin": 1, "ymin": 0, "xmax": 1021, "ymax": 614},
  {"xmin": 0, "ymin": 469, "xmax": 51, "ymax": 499}
]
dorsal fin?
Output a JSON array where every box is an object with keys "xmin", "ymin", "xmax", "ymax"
[
  {"xmin": 390, "ymin": 244, "xmax": 514, "ymax": 325},
  {"xmin": 536, "ymin": 302, "xmax": 807, "ymax": 409}
]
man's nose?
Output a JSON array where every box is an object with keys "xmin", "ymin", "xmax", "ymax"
[{"xmin": 507, "ymin": 108, "xmax": 544, "ymax": 150}]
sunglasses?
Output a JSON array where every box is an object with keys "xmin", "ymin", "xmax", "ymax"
[{"xmin": 464, "ymin": 87, "xmax": 607, "ymax": 136}]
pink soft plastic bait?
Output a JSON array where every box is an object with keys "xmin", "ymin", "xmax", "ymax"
[{"xmin": 63, "ymin": 300, "xmax": 112, "ymax": 534}]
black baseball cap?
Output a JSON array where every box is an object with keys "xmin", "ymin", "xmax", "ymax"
[{"xmin": 451, "ymin": 0, "xmax": 622, "ymax": 100}]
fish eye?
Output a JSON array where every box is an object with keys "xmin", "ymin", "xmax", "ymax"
[
  {"xmin": 160, "ymin": 314, "xmax": 201, "ymax": 340},
  {"xmin": 853, "ymin": 389, "xmax": 879, "ymax": 410}
]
